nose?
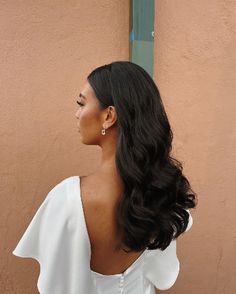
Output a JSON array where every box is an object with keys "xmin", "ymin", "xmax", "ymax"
[{"xmin": 75, "ymin": 109, "xmax": 80, "ymax": 119}]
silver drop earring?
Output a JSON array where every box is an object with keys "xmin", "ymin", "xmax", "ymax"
[{"xmin": 101, "ymin": 128, "xmax": 106, "ymax": 135}]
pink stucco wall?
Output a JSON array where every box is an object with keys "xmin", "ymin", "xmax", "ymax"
[
  {"xmin": 154, "ymin": 1, "xmax": 236, "ymax": 293},
  {"xmin": 1, "ymin": 1, "xmax": 235, "ymax": 293}
]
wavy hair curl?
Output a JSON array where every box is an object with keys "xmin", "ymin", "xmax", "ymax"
[{"xmin": 87, "ymin": 61, "xmax": 197, "ymax": 252}]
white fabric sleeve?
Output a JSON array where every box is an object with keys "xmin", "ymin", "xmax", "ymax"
[
  {"xmin": 12, "ymin": 176, "xmax": 95, "ymax": 294},
  {"xmin": 143, "ymin": 209, "xmax": 193, "ymax": 290},
  {"xmin": 12, "ymin": 179, "xmax": 65, "ymax": 260}
]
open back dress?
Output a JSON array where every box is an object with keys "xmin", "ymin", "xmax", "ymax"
[{"xmin": 12, "ymin": 176, "xmax": 193, "ymax": 294}]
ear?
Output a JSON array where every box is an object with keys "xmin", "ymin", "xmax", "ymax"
[{"xmin": 103, "ymin": 106, "xmax": 117, "ymax": 128}]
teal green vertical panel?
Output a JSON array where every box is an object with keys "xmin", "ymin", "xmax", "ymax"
[{"xmin": 130, "ymin": 0, "xmax": 154, "ymax": 77}]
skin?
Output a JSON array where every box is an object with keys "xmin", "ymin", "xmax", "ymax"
[
  {"xmin": 74, "ymin": 80, "xmax": 122, "ymax": 180},
  {"xmin": 74, "ymin": 80, "xmax": 146, "ymax": 275}
]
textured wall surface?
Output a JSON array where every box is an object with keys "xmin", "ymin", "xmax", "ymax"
[
  {"xmin": 0, "ymin": 1, "xmax": 129, "ymax": 293},
  {"xmin": 2, "ymin": 0, "xmax": 236, "ymax": 293},
  {"xmin": 153, "ymin": 1, "xmax": 236, "ymax": 293}
]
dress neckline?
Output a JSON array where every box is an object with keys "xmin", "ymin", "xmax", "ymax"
[
  {"xmin": 90, "ymin": 249, "xmax": 147, "ymax": 277},
  {"xmin": 76, "ymin": 175, "xmax": 147, "ymax": 277}
]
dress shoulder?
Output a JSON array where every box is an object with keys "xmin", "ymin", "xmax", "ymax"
[
  {"xmin": 143, "ymin": 209, "xmax": 193, "ymax": 290},
  {"xmin": 12, "ymin": 177, "xmax": 69, "ymax": 259},
  {"xmin": 12, "ymin": 176, "xmax": 94, "ymax": 294}
]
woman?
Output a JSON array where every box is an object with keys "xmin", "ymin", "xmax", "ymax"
[{"xmin": 13, "ymin": 61, "xmax": 197, "ymax": 294}]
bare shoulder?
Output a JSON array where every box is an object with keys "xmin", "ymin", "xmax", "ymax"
[
  {"xmin": 79, "ymin": 173, "xmax": 122, "ymax": 249},
  {"xmin": 79, "ymin": 173, "xmax": 147, "ymax": 273}
]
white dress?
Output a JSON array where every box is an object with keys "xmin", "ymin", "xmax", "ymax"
[{"xmin": 12, "ymin": 176, "xmax": 193, "ymax": 294}]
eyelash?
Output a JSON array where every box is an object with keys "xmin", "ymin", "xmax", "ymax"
[{"xmin": 76, "ymin": 100, "xmax": 84, "ymax": 107}]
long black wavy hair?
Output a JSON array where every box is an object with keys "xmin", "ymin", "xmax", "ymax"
[{"xmin": 87, "ymin": 61, "xmax": 197, "ymax": 252}]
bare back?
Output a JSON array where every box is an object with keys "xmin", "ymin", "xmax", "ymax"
[{"xmin": 80, "ymin": 173, "xmax": 145, "ymax": 275}]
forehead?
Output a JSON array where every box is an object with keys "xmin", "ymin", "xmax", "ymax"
[{"xmin": 80, "ymin": 81, "xmax": 96, "ymax": 100}]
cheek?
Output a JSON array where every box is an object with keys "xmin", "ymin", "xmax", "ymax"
[
  {"xmin": 79, "ymin": 108, "xmax": 97, "ymax": 127},
  {"xmin": 79, "ymin": 106, "xmax": 89, "ymax": 119}
]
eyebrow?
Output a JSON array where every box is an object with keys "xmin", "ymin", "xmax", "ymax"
[{"xmin": 79, "ymin": 93, "xmax": 87, "ymax": 99}]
